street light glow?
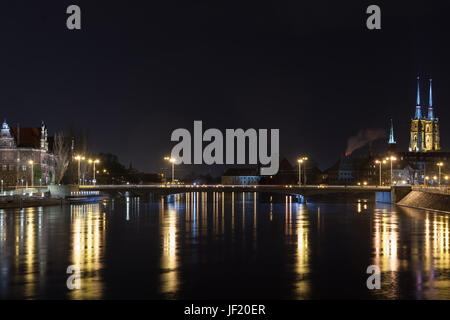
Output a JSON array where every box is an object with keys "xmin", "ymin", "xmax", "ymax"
[
  {"xmin": 436, "ymin": 162, "xmax": 444, "ymax": 186},
  {"xmin": 297, "ymin": 156, "xmax": 308, "ymax": 186},
  {"xmin": 164, "ymin": 156, "xmax": 177, "ymax": 183}
]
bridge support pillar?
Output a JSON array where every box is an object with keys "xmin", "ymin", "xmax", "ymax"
[
  {"xmin": 391, "ymin": 186, "xmax": 412, "ymax": 203},
  {"xmin": 375, "ymin": 191, "xmax": 391, "ymax": 203}
]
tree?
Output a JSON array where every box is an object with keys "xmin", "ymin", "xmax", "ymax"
[{"xmin": 53, "ymin": 132, "xmax": 71, "ymax": 184}]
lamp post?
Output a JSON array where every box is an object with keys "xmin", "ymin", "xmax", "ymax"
[
  {"xmin": 375, "ymin": 160, "xmax": 386, "ymax": 186},
  {"xmin": 16, "ymin": 157, "xmax": 20, "ymax": 187},
  {"xmin": 74, "ymin": 155, "xmax": 85, "ymax": 185},
  {"xmin": 164, "ymin": 157, "xmax": 176, "ymax": 184},
  {"xmin": 297, "ymin": 157, "xmax": 308, "ymax": 186},
  {"xmin": 386, "ymin": 156, "xmax": 396, "ymax": 186},
  {"xmin": 1, "ymin": 179, "xmax": 3, "ymax": 195},
  {"xmin": 28, "ymin": 160, "xmax": 34, "ymax": 187},
  {"xmin": 88, "ymin": 159, "xmax": 100, "ymax": 185},
  {"xmin": 437, "ymin": 162, "xmax": 444, "ymax": 187}
]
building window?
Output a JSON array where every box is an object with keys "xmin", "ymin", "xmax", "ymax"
[
  {"xmin": 22, "ymin": 165, "xmax": 27, "ymax": 172},
  {"xmin": 2, "ymin": 165, "xmax": 6, "ymax": 171},
  {"xmin": 9, "ymin": 165, "xmax": 14, "ymax": 171}
]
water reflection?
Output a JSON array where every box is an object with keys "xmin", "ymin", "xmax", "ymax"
[
  {"xmin": 372, "ymin": 205, "xmax": 450, "ymax": 299},
  {"xmin": 69, "ymin": 203, "xmax": 106, "ymax": 299},
  {"xmin": 372, "ymin": 207, "xmax": 400, "ymax": 298},
  {"xmin": 159, "ymin": 197, "xmax": 178, "ymax": 298},
  {"xmin": 419, "ymin": 211, "xmax": 450, "ymax": 299},
  {"xmin": 295, "ymin": 203, "xmax": 310, "ymax": 298},
  {"xmin": 0, "ymin": 195, "xmax": 449, "ymax": 299}
]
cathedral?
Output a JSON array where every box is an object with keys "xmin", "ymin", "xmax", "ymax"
[{"xmin": 409, "ymin": 77, "xmax": 440, "ymax": 152}]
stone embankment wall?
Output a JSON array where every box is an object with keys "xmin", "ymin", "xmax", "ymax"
[{"xmin": 397, "ymin": 189, "xmax": 450, "ymax": 213}]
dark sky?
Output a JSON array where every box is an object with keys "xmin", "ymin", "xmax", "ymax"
[{"xmin": 1, "ymin": 0, "xmax": 449, "ymax": 175}]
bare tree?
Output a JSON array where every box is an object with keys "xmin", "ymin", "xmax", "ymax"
[{"xmin": 53, "ymin": 132, "xmax": 70, "ymax": 184}]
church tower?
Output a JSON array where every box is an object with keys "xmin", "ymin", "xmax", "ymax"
[
  {"xmin": 40, "ymin": 121, "xmax": 49, "ymax": 151},
  {"xmin": 387, "ymin": 118, "xmax": 396, "ymax": 154},
  {"xmin": 409, "ymin": 77, "xmax": 441, "ymax": 152},
  {"xmin": 0, "ymin": 120, "xmax": 16, "ymax": 148}
]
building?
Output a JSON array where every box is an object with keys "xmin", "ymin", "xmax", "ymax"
[
  {"xmin": 323, "ymin": 155, "xmax": 378, "ymax": 185},
  {"xmin": 398, "ymin": 151, "xmax": 449, "ymax": 185},
  {"xmin": 387, "ymin": 118, "xmax": 397, "ymax": 155},
  {"xmin": 222, "ymin": 168, "xmax": 260, "ymax": 185},
  {"xmin": 392, "ymin": 76, "xmax": 446, "ymax": 185},
  {"xmin": 391, "ymin": 160, "xmax": 422, "ymax": 185},
  {"xmin": 0, "ymin": 120, "xmax": 55, "ymax": 187},
  {"xmin": 409, "ymin": 77, "xmax": 440, "ymax": 152}
]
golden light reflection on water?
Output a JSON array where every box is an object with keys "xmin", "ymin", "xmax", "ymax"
[
  {"xmin": 373, "ymin": 206, "xmax": 450, "ymax": 299},
  {"xmin": 419, "ymin": 212, "xmax": 450, "ymax": 299},
  {"xmin": 0, "ymin": 207, "xmax": 49, "ymax": 299},
  {"xmin": 294, "ymin": 202, "xmax": 310, "ymax": 299},
  {"xmin": 1, "ymin": 195, "xmax": 449, "ymax": 300},
  {"xmin": 24, "ymin": 208, "xmax": 36, "ymax": 297},
  {"xmin": 372, "ymin": 207, "xmax": 399, "ymax": 298},
  {"xmin": 69, "ymin": 203, "xmax": 105, "ymax": 299},
  {"xmin": 160, "ymin": 197, "xmax": 178, "ymax": 298}
]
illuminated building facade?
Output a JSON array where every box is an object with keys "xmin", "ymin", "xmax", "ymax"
[
  {"xmin": 0, "ymin": 120, "xmax": 55, "ymax": 186},
  {"xmin": 409, "ymin": 77, "xmax": 441, "ymax": 152},
  {"xmin": 222, "ymin": 168, "xmax": 260, "ymax": 185}
]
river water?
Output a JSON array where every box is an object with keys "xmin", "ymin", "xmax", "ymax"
[{"xmin": 0, "ymin": 192, "xmax": 449, "ymax": 299}]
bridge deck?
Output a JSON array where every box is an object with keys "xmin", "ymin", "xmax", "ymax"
[{"xmin": 79, "ymin": 184, "xmax": 391, "ymax": 195}]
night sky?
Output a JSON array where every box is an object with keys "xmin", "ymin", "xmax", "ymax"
[{"xmin": 1, "ymin": 1, "xmax": 450, "ymax": 175}]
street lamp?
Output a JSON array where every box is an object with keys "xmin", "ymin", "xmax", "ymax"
[
  {"xmin": 164, "ymin": 156, "xmax": 176, "ymax": 184},
  {"xmin": 88, "ymin": 159, "xmax": 100, "ymax": 185},
  {"xmin": 437, "ymin": 162, "xmax": 444, "ymax": 186},
  {"xmin": 385, "ymin": 156, "xmax": 397, "ymax": 186},
  {"xmin": 375, "ymin": 160, "xmax": 386, "ymax": 186},
  {"xmin": 297, "ymin": 157, "xmax": 308, "ymax": 186},
  {"xmin": 74, "ymin": 155, "xmax": 85, "ymax": 185},
  {"xmin": 425, "ymin": 176, "xmax": 429, "ymax": 186},
  {"xmin": 28, "ymin": 160, "xmax": 34, "ymax": 187}
]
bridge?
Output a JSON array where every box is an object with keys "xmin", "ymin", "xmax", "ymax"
[{"xmin": 79, "ymin": 184, "xmax": 393, "ymax": 198}]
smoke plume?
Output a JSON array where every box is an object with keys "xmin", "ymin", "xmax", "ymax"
[{"xmin": 345, "ymin": 128, "xmax": 385, "ymax": 156}]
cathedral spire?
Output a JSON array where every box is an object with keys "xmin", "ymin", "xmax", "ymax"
[
  {"xmin": 388, "ymin": 118, "xmax": 396, "ymax": 144},
  {"xmin": 415, "ymin": 76, "xmax": 422, "ymax": 119},
  {"xmin": 428, "ymin": 78, "xmax": 434, "ymax": 120}
]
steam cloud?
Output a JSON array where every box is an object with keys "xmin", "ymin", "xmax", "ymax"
[{"xmin": 345, "ymin": 128, "xmax": 385, "ymax": 156}]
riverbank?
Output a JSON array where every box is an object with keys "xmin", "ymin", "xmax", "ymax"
[
  {"xmin": 397, "ymin": 189, "xmax": 450, "ymax": 213},
  {"xmin": 0, "ymin": 197, "xmax": 67, "ymax": 209}
]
